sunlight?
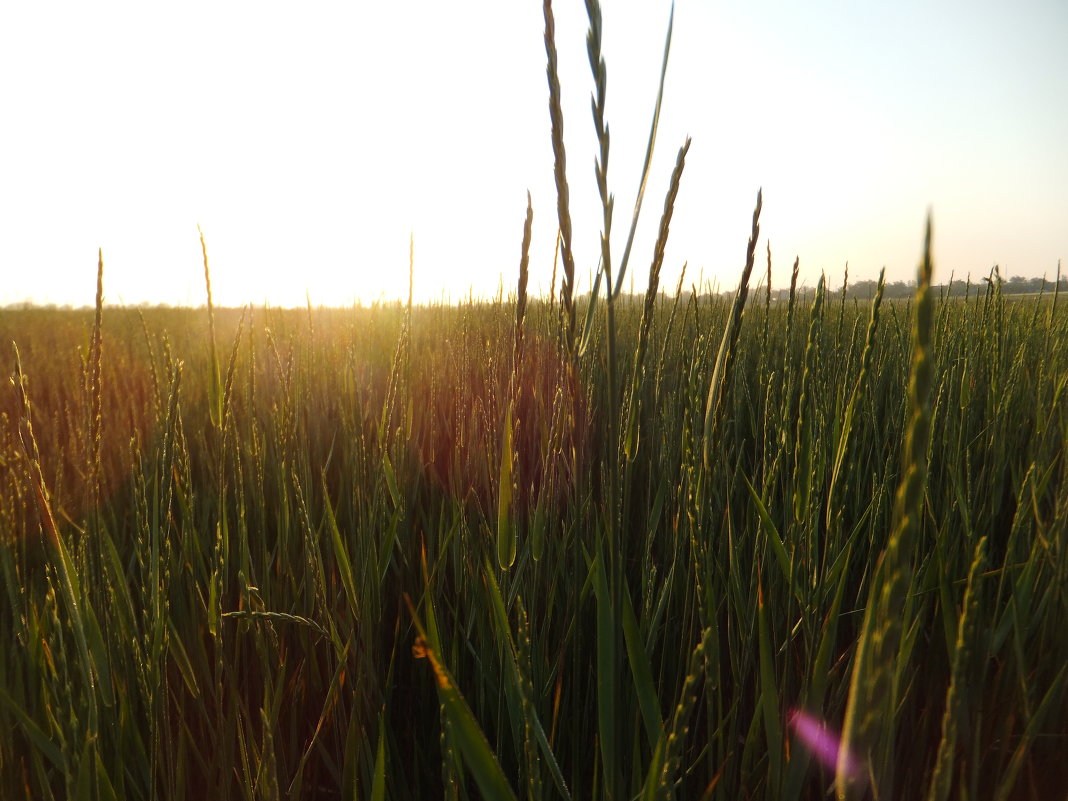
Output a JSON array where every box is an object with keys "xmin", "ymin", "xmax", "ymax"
[{"xmin": 1, "ymin": 1, "xmax": 1064, "ymax": 306}]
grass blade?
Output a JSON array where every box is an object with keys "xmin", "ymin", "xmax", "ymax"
[
  {"xmin": 613, "ymin": 1, "xmax": 676, "ymax": 298},
  {"xmin": 408, "ymin": 599, "xmax": 519, "ymax": 801},
  {"xmin": 498, "ymin": 401, "xmax": 516, "ymax": 569}
]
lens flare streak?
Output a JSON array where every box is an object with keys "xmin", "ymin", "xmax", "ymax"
[{"xmin": 788, "ymin": 709, "xmax": 861, "ymax": 779}]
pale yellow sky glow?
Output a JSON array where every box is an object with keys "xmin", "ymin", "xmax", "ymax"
[{"xmin": 2, "ymin": 1, "xmax": 1066, "ymax": 307}]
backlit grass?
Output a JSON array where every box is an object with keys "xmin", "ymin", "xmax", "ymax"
[{"xmin": 2, "ymin": 2, "xmax": 1066, "ymax": 798}]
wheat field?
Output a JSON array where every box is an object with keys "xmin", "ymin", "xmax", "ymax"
[{"xmin": 2, "ymin": 2, "xmax": 1066, "ymax": 799}]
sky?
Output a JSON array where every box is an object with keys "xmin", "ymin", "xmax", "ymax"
[{"xmin": 1, "ymin": 1, "xmax": 1066, "ymax": 308}]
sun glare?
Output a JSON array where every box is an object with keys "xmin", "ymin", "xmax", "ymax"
[{"xmin": 1, "ymin": 1, "xmax": 1065, "ymax": 306}]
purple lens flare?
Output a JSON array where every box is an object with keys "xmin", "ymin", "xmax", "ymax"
[{"xmin": 788, "ymin": 708, "xmax": 862, "ymax": 780}]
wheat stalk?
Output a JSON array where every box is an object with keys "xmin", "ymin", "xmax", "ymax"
[
  {"xmin": 543, "ymin": 0, "xmax": 577, "ymax": 353},
  {"xmin": 837, "ymin": 214, "xmax": 935, "ymax": 799}
]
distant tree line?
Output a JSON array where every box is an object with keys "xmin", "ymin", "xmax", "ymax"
[
  {"xmin": 834, "ymin": 273, "xmax": 1068, "ymax": 300},
  {"xmin": 602, "ymin": 272, "xmax": 1068, "ymax": 308},
  {"xmin": 7, "ymin": 272, "xmax": 1066, "ymax": 311},
  {"xmin": 585, "ymin": 268, "xmax": 1067, "ymax": 307}
]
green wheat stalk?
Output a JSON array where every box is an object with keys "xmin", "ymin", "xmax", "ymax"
[
  {"xmin": 826, "ymin": 268, "xmax": 886, "ymax": 527},
  {"xmin": 543, "ymin": 0, "xmax": 577, "ymax": 353},
  {"xmin": 837, "ymin": 214, "xmax": 935, "ymax": 800},
  {"xmin": 625, "ymin": 137, "xmax": 691, "ymax": 461},
  {"xmin": 703, "ymin": 188, "xmax": 762, "ymax": 470},
  {"xmin": 199, "ymin": 226, "xmax": 223, "ymax": 428},
  {"xmin": 926, "ymin": 535, "xmax": 987, "ymax": 801},
  {"xmin": 792, "ymin": 273, "xmax": 825, "ymax": 524}
]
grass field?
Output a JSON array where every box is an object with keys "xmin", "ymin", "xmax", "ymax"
[
  {"xmin": 2, "ymin": 240, "xmax": 1066, "ymax": 799},
  {"xmin": 3, "ymin": 3, "xmax": 1067, "ymax": 799}
]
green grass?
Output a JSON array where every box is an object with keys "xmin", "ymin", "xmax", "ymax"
[
  {"xmin": 2, "ymin": 4, "xmax": 1067, "ymax": 799},
  {"xmin": 2, "ymin": 262, "xmax": 1065, "ymax": 800}
]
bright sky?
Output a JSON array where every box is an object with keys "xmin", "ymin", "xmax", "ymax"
[{"xmin": 2, "ymin": 1, "xmax": 1066, "ymax": 307}]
